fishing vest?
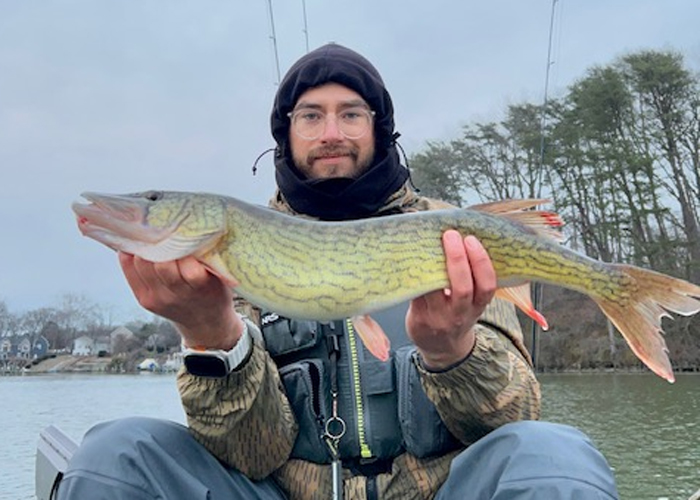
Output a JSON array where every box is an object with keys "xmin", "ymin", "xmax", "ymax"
[{"xmin": 260, "ymin": 302, "xmax": 461, "ymax": 474}]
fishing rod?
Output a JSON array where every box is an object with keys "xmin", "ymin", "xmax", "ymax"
[{"xmin": 531, "ymin": 0, "xmax": 560, "ymax": 368}]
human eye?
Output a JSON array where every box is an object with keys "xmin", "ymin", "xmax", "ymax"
[
  {"xmin": 340, "ymin": 108, "xmax": 365, "ymax": 122},
  {"xmin": 297, "ymin": 110, "xmax": 323, "ymax": 123}
]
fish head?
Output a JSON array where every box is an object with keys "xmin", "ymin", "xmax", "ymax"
[{"xmin": 72, "ymin": 190, "xmax": 227, "ymax": 262}]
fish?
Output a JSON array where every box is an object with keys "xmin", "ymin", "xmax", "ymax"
[{"xmin": 72, "ymin": 190, "xmax": 700, "ymax": 383}]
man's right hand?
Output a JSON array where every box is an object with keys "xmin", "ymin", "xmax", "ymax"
[{"xmin": 118, "ymin": 252, "xmax": 243, "ymax": 350}]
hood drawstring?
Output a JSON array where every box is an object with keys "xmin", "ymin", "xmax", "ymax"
[
  {"xmin": 391, "ymin": 132, "xmax": 420, "ymax": 193},
  {"xmin": 251, "ymin": 147, "xmax": 277, "ymax": 176}
]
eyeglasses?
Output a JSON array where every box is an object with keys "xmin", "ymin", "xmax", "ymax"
[{"xmin": 287, "ymin": 107, "xmax": 375, "ymax": 141}]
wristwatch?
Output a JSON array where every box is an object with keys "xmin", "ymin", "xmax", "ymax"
[{"xmin": 183, "ymin": 323, "xmax": 252, "ymax": 378}]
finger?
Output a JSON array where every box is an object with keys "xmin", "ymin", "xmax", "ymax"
[
  {"xmin": 151, "ymin": 259, "xmax": 192, "ymax": 290},
  {"xmin": 442, "ymin": 230, "xmax": 474, "ymax": 300},
  {"xmin": 177, "ymin": 256, "xmax": 215, "ymax": 289},
  {"xmin": 464, "ymin": 235, "xmax": 497, "ymax": 307},
  {"xmin": 118, "ymin": 252, "xmax": 149, "ymax": 292}
]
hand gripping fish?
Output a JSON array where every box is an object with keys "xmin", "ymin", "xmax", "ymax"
[{"xmin": 72, "ymin": 190, "xmax": 700, "ymax": 383}]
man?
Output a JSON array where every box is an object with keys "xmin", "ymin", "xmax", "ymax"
[{"xmin": 57, "ymin": 43, "xmax": 619, "ymax": 499}]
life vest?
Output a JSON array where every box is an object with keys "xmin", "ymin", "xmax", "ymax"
[{"xmin": 260, "ymin": 302, "xmax": 461, "ymax": 474}]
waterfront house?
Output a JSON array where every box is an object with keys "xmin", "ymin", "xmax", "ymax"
[
  {"xmin": 15, "ymin": 337, "xmax": 31, "ymax": 359},
  {"xmin": 32, "ymin": 336, "xmax": 49, "ymax": 359},
  {"xmin": 94, "ymin": 336, "xmax": 111, "ymax": 356},
  {"xmin": 72, "ymin": 336, "xmax": 94, "ymax": 356},
  {"xmin": 110, "ymin": 326, "xmax": 135, "ymax": 353},
  {"xmin": 0, "ymin": 335, "xmax": 50, "ymax": 362},
  {"xmin": 0, "ymin": 338, "xmax": 11, "ymax": 360}
]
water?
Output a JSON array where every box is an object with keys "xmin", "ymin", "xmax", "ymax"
[
  {"xmin": 1, "ymin": 373, "xmax": 698, "ymax": 499},
  {"xmin": 0, "ymin": 373, "xmax": 185, "ymax": 500},
  {"xmin": 539, "ymin": 373, "xmax": 700, "ymax": 500}
]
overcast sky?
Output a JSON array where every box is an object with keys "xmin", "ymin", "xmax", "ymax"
[{"xmin": 2, "ymin": 1, "xmax": 699, "ymax": 323}]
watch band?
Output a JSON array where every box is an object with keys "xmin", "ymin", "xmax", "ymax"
[
  {"xmin": 182, "ymin": 320, "xmax": 252, "ymax": 377},
  {"xmin": 224, "ymin": 321, "xmax": 252, "ymax": 370}
]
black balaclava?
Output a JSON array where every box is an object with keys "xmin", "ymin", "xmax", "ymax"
[{"xmin": 270, "ymin": 43, "xmax": 409, "ymax": 220}]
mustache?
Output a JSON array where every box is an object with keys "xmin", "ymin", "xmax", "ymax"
[{"xmin": 308, "ymin": 145, "xmax": 358, "ymax": 162}]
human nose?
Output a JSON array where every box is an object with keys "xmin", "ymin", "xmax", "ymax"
[{"xmin": 318, "ymin": 114, "xmax": 344, "ymax": 141}]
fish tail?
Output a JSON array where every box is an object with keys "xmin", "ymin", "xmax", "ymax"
[{"xmin": 593, "ymin": 264, "xmax": 700, "ymax": 383}]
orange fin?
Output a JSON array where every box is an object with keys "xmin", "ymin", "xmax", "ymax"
[
  {"xmin": 351, "ymin": 315, "xmax": 391, "ymax": 362},
  {"xmin": 470, "ymin": 198, "xmax": 564, "ymax": 243},
  {"xmin": 592, "ymin": 264, "xmax": 700, "ymax": 384},
  {"xmin": 469, "ymin": 198, "xmax": 552, "ymax": 214},
  {"xmin": 202, "ymin": 254, "xmax": 240, "ymax": 287},
  {"xmin": 495, "ymin": 284, "xmax": 549, "ymax": 330}
]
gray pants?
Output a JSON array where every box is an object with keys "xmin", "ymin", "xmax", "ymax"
[{"xmin": 56, "ymin": 417, "xmax": 618, "ymax": 499}]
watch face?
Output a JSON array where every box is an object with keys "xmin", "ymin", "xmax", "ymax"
[{"xmin": 184, "ymin": 354, "xmax": 229, "ymax": 378}]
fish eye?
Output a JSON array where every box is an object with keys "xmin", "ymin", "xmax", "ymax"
[{"xmin": 143, "ymin": 191, "xmax": 163, "ymax": 201}]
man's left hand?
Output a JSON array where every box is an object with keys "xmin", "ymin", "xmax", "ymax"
[{"xmin": 406, "ymin": 231, "xmax": 497, "ymax": 370}]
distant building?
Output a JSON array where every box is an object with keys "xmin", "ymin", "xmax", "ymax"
[
  {"xmin": 0, "ymin": 338, "xmax": 11, "ymax": 360},
  {"xmin": 16, "ymin": 337, "xmax": 31, "ymax": 359},
  {"xmin": 110, "ymin": 326, "xmax": 135, "ymax": 353},
  {"xmin": 94, "ymin": 336, "xmax": 111, "ymax": 356},
  {"xmin": 0, "ymin": 335, "xmax": 50, "ymax": 361},
  {"xmin": 73, "ymin": 336, "xmax": 95, "ymax": 356},
  {"xmin": 32, "ymin": 336, "xmax": 49, "ymax": 359}
]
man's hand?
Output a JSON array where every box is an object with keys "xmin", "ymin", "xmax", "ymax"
[
  {"xmin": 406, "ymin": 231, "xmax": 497, "ymax": 370},
  {"xmin": 118, "ymin": 253, "xmax": 243, "ymax": 350}
]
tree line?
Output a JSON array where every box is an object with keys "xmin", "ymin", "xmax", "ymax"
[
  {"xmin": 410, "ymin": 49, "xmax": 700, "ymax": 372},
  {"xmin": 0, "ymin": 294, "xmax": 179, "ymax": 366}
]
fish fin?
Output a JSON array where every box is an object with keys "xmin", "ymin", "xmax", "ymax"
[
  {"xmin": 470, "ymin": 199, "xmax": 565, "ymax": 243},
  {"xmin": 469, "ymin": 198, "xmax": 552, "ymax": 214},
  {"xmin": 201, "ymin": 253, "xmax": 240, "ymax": 287},
  {"xmin": 495, "ymin": 284, "xmax": 549, "ymax": 330},
  {"xmin": 351, "ymin": 315, "xmax": 391, "ymax": 362},
  {"xmin": 594, "ymin": 264, "xmax": 700, "ymax": 384}
]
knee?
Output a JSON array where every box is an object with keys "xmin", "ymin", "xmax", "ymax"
[
  {"xmin": 67, "ymin": 417, "xmax": 188, "ymax": 473},
  {"xmin": 491, "ymin": 420, "xmax": 592, "ymax": 453},
  {"xmin": 476, "ymin": 420, "xmax": 608, "ymax": 469},
  {"xmin": 451, "ymin": 421, "xmax": 618, "ymax": 498}
]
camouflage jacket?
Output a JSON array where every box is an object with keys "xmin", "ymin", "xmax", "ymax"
[{"xmin": 177, "ymin": 184, "xmax": 541, "ymax": 500}]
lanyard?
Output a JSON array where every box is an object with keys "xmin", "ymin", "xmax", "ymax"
[{"xmin": 324, "ymin": 328, "xmax": 346, "ymax": 500}]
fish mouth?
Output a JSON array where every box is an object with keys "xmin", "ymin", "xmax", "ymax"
[{"xmin": 72, "ymin": 192, "xmax": 179, "ymax": 248}]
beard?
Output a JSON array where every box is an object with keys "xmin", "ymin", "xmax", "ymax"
[{"xmin": 294, "ymin": 143, "xmax": 375, "ymax": 179}]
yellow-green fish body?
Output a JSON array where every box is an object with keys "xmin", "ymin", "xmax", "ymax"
[{"xmin": 73, "ymin": 191, "xmax": 700, "ymax": 383}]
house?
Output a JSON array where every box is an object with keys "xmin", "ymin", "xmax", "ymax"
[
  {"xmin": 0, "ymin": 338, "xmax": 11, "ymax": 360},
  {"xmin": 15, "ymin": 337, "xmax": 31, "ymax": 359},
  {"xmin": 94, "ymin": 336, "xmax": 111, "ymax": 356},
  {"xmin": 32, "ymin": 336, "xmax": 49, "ymax": 359},
  {"xmin": 0, "ymin": 335, "xmax": 50, "ymax": 362},
  {"xmin": 73, "ymin": 336, "xmax": 95, "ymax": 356},
  {"xmin": 110, "ymin": 326, "xmax": 135, "ymax": 353}
]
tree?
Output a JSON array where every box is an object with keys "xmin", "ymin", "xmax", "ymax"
[
  {"xmin": 410, "ymin": 141, "xmax": 465, "ymax": 206},
  {"xmin": 621, "ymin": 50, "xmax": 700, "ymax": 281},
  {"xmin": 407, "ymin": 47, "xmax": 700, "ymax": 372}
]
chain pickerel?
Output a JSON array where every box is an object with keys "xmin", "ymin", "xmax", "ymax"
[{"xmin": 72, "ymin": 190, "xmax": 700, "ymax": 382}]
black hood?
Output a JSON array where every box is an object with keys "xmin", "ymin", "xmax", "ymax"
[{"xmin": 270, "ymin": 43, "xmax": 409, "ymax": 220}]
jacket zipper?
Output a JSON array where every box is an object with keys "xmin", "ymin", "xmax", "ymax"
[{"xmin": 345, "ymin": 318, "xmax": 373, "ymax": 459}]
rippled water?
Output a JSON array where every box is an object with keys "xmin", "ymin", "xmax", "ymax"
[
  {"xmin": 0, "ymin": 373, "xmax": 185, "ymax": 500},
  {"xmin": 540, "ymin": 373, "xmax": 700, "ymax": 500},
  {"xmin": 0, "ymin": 372, "xmax": 697, "ymax": 499}
]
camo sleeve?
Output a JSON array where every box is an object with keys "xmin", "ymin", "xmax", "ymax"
[
  {"xmin": 177, "ymin": 319, "xmax": 298, "ymax": 480},
  {"xmin": 415, "ymin": 299, "xmax": 541, "ymax": 445}
]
